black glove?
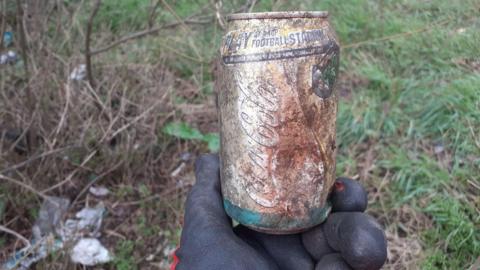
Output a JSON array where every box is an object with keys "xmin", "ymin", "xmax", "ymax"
[{"xmin": 173, "ymin": 154, "xmax": 387, "ymax": 270}]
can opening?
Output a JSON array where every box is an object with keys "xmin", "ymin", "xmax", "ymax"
[{"xmin": 227, "ymin": 11, "xmax": 329, "ymax": 21}]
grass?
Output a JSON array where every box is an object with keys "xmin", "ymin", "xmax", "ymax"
[
  {"xmin": 113, "ymin": 240, "xmax": 138, "ymax": 270},
  {"xmin": 1, "ymin": 0, "xmax": 479, "ymax": 269}
]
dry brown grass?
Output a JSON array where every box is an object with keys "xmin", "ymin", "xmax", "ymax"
[{"xmin": 0, "ymin": 1, "xmax": 218, "ymax": 268}]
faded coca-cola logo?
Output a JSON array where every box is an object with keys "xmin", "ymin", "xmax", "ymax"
[{"xmin": 235, "ymin": 73, "xmax": 280, "ymax": 208}]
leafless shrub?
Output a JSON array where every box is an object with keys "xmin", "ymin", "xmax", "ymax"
[{"xmin": 0, "ymin": 0, "xmax": 216, "ymax": 264}]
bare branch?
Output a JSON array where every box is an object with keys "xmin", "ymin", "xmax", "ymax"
[
  {"xmin": 41, "ymin": 150, "xmax": 97, "ymax": 193},
  {"xmin": 15, "ymin": 0, "xmax": 29, "ymax": 78},
  {"xmin": 85, "ymin": 0, "xmax": 101, "ymax": 88},
  {"xmin": 0, "ymin": 146, "xmax": 74, "ymax": 174},
  {"xmin": 160, "ymin": 0, "xmax": 203, "ymax": 60},
  {"xmin": 0, "ymin": 173, "xmax": 51, "ymax": 202},
  {"xmin": 71, "ymin": 160, "xmax": 123, "ymax": 207},
  {"xmin": 148, "ymin": 0, "xmax": 162, "ymax": 28},
  {"xmin": 0, "ymin": 225, "xmax": 31, "ymax": 248},
  {"xmin": 90, "ymin": 19, "xmax": 210, "ymax": 56},
  {"xmin": 248, "ymin": 0, "xmax": 257, "ymax": 12},
  {"xmin": 0, "ymin": 0, "xmax": 6, "ymax": 49},
  {"xmin": 214, "ymin": 1, "xmax": 226, "ymax": 30}
]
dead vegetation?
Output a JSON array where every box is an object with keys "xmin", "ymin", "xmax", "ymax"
[{"xmin": 0, "ymin": 1, "xmax": 218, "ymax": 268}]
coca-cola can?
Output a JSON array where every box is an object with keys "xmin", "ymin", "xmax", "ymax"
[{"xmin": 217, "ymin": 11, "xmax": 339, "ymax": 234}]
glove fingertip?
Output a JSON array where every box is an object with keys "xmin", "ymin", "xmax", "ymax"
[
  {"xmin": 193, "ymin": 154, "xmax": 221, "ymax": 190},
  {"xmin": 301, "ymin": 225, "xmax": 334, "ymax": 260},
  {"xmin": 195, "ymin": 154, "xmax": 220, "ymax": 176},
  {"xmin": 331, "ymin": 177, "xmax": 367, "ymax": 212},
  {"xmin": 324, "ymin": 213, "xmax": 387, "ymax": 270}
]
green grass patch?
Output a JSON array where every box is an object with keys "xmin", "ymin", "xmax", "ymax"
[{"xmin": 113, "ymin": 240, "xmax": 138, "ymax": 270}]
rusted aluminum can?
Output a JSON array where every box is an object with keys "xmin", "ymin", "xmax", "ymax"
[{"xmin": 217, "ymin": 11, "xmax": 339, "ymax": 234}]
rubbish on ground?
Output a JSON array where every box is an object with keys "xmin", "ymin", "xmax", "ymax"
[
  {"xmin": 3, "ymin": 235, "xmax": 64, "ymax": 270},
  {"xmin": 170, "ymin": 163, "xmax": 186, "ymax": 177},
  {"xmin": 3, "ymin": 31, "xmax": 13, "ymax": 47},
  {"xmin": 33, "ymin": 197, "xmax": 71, "ymax": 239},
  {"xmin": 70, "ymin": 238, "xmax": 112, "ymax": 266},
  {"xmin": 179, "ymin": 152, "xmax": 193, "ymax": 162},
  {"xmin": 171, "ymin": 152, "xmax": 193, "ymax": 177},
  {"xmin": 69, "ymin": 64, "xmax": 86, "ymax": 81},
  {"xmin": 0, "ymin": 51, "xmax": 17, "ymax": 65},
  {"xmin": 2, "ymin": 198, "xmax": 111, "ymax": 269},
  {"xmin": 434, "ymin": 143, "xmax": 445, "ymax": 154},
  {"xmin": 3, "ymin": 197, "xmax": 69, "ymax": 270},
  {"xmin": 59, "ymin": 202, "xmax": 106, "ymax": 241},
  {"xmin": 89, "ymin": 186, "xmax": 110, "ymax": 197}
]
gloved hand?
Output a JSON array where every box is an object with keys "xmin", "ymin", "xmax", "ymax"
[{"xmin": 172, "ymin": 154, "xmax": 387, "ymax": 270}]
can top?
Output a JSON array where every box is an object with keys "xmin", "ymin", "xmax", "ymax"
[{"xmin": 227, "ymin": 11, "xmax": 329, "ymax": 21}]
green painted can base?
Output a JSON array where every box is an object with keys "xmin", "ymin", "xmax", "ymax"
[{"xmin": 223, "ymin": 199, "xmax": 332, "ymax": 234}]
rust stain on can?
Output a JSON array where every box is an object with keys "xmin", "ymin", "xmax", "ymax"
[{"xmin": 217, "ymin": 11, "xmax": 339, "ymax": 234}]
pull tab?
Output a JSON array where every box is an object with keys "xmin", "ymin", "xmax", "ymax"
[{"xmin": 312, "ymin": 53, "xmax": 339, "ymax": 99}]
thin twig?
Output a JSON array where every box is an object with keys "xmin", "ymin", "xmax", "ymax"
[
  {"xmin": 215, "ymin": 1, "xmax": 226, "ymax": 30},
  {"xmin": 109, "ymin": 99, "xmax": 162, "ymax": 140},
  {"xmin": 15, "ymin": 0, "xmax": 37, "ymax": 152},
  {"xmin": 0, "ymin": 225, "xmax": 31, "ymax": 248},
  {"xmin": 52, "ymin": 82, "xmax": 71, "ymax": 147},
  {"xmin": 84, "ymin": 79, "xmax": 111, "ymax": 121},
  {"xmin": 248, "ymin": 0, "xmax": 257, "ymax": 12},
  {"xmin": 0, "ymin": 0, "xmax": 6, "ymax": 49},
  {"xmin": 41, "ymin": 150, "xmax": 97, "ymax": 193},
  {"xmin": 85, "ymin": 0, "xmax": 101, "ymax": 88},
  {"xmin": 342, "ymin": 18, "xmax": 451, "ymax": 49},
  {"xmin": 90, "ymin": 19, "xmax": 210, "ymax": 56},
  {"xmin": 71, "ymin": 160, "xmax": 123, "ymax": 207},
  {"xmin": 16, "ymin": 0, "xmax": 29, "ymax": 78},
  {"xmin": 160, "ymin": 0, "xmax": 202, "ymax": 60},
  {"xmin": 148, "ymin": 0, "xmax": 162, "ymax": 28},
  {"xmin": 119, "ymin": 184, "xmax": 186, "ymax": 206},
  {"xmin": 0, "ymin": 146, "xmax": 74, "ymax": 174},
  {"xmin": 0, "ymin": 173, "xmax": 51, "ymax": 202}
]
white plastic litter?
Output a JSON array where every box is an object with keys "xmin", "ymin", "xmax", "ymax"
[
  {"xmin": 70, "ymin": 238, "xmax": 112, "ymax": 266},
  {"xmin": 434, "ymin": 144, "xmax": 444, "ymax": 154},
  {"xmin": 60, "ymin": 202, "xmax": 105, "ymax": 241},
  {"xmin": 2, "ymin": 235, "xmax": 63, "ymax": 270},
  {"xmin": 3, "ymin": 197, "xmax": 69, "ymax": 270},
  {"xmin": 0, "ymin": 50, "xmax": 17, "ymax": 65},
  {"xmin": 3, "ymin": 199, "xmax": 111, "ymax": 269},
  {"xmin": 69, "ymin": 64, "xmax": 86, "ymax": 81},
  {"xmin": 89, "ymin": 186, "xmax": 110, "ymax": 197},
  {"xmin": 34, "ymin": 197, "xmax": 70, "ymax": 238}
]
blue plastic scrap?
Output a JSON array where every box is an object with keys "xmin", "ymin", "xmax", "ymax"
[{"xmin": 3, "ymin": 31, "xmax": 13, "ymax": 47}]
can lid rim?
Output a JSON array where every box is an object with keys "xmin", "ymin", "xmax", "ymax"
[{"xmin": 227, "ymin": 11, "xmax": 329, "ymax": 21}]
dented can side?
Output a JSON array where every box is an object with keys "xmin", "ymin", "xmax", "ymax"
[{"xmin": 217, "ymin": 11, "xmax": 339, "ymax": 234}]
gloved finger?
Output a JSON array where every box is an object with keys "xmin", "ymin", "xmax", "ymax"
[
  {"xmin": 235, "ymin": 225, "xmax": 314, "ymax": 270},
  {"xmin": 330, "ymin": 177, "xmax": 367, "ymax": 212},
  {"xmin": 185, "ymin": 154, "xmax": 231, "ymax": 230},
  {"xmin": 314, "ymin": 253, "xmax": 352, "ymax": 270},
  {"xmin": 233, "ymin": 225, "xmax": 281, "ymax": 264},
  {"xmin": 176, "ymin": 154, "xmax": 234, "ymax": 258},
  {"xmin": 323, "ymin": 212, "xmax": 387, "ymax": 270},
  {"xmin": 301, "ymin": 224, "xmax": 334, "ymax": 261},
  {"xmin": 175, "ymin": 155, "xmax": 284, "ymax": 270},
  {"xmin": 301, "ymin": 177, "xmax": 367, "ymax": 260}
]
